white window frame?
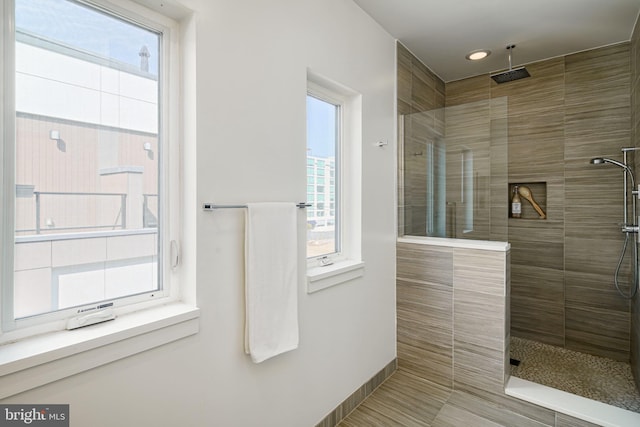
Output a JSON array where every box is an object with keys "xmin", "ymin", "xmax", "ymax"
[
  {"xmin": 306, "ymin": 87, "xmax": 342, "ymax": 261},
  {"xmin": 0, "ymin": 0, "xmax": 198, "ymax": 400},
  {"xmin": 305, "ymin": 70, "xmax": 364, "ymax": 293}
]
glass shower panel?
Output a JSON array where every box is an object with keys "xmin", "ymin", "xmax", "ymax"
[{"xmin": 400, "ymin": 97, "xmax": 508, "ymax": 241}]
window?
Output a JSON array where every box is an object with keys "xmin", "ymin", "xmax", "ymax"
[
  {"xmin": 306, "ymin": 93, "xmax": 339, "ymax": 259},
  {"xmin": 305, "ymin": 70, "xmax": 364, "ymax": 293},
  {"xmin": 2, "ymin": 0, "xmax": 180, "ymax": 336}
]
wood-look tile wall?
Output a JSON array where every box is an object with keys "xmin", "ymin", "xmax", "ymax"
[
  {"xmin": 564, "ymin": 45, "xmax": 632, "ymax": 362},
  {"xmin": 398, "ymin": 42, "xmax": 509, "ymax": 241},
  {"xmin": 397, "ymin": 43, "xmax": 445, "ymax": 237},
  {"xmin": 397, "ymin": 244, "xmax": 454, "ymax": 386},
  {"xmin": 397, "ymin": 242, "xmax": 513, "ymax": 394},
  {"xmin": 631, "ymin": 15, "xmax": 640, "ymax": 394},
  {"xmin": 397, "ymin": 241, "xmax": 559, "ymax": 425},
  {"xmin": 445, "ymin": 43, "xmax": 633, "ymax": 361},
  {"xmin": 444, "ymin": 98, "xmax": 509, "ymax": 241}
]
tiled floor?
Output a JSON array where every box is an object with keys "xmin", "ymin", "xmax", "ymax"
[
  {"xmin": 338, "ymin": 337, "xmax": 640, "ymax": 426},
  {"xmin": 510, "ymin": 336, "xmax": 640, "ymax": 413},
  {"xmin": 337, "ymin": 369, "xmax": 566, "ymax": 427},
  {"xmin": 337, "ymin": 370, "xmax": 449, "ymax": 427}
]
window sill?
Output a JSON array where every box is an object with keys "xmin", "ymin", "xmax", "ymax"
[
  {"xmin": 307, "ymin": 260, "xmax": 365, "ymax": 293},
  {"xmin": 0, "ymin": 302, "xmax": 199, "ymax": 399}
]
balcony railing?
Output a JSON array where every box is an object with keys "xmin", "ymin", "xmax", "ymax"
[{"xmin": 15, "ymin": 190, "xmax": 158, "ymax": 235}]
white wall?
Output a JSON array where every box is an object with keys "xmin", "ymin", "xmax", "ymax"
[{"xmin": 2, "ymin": 1, "xmax": 397, "ymax": 425}]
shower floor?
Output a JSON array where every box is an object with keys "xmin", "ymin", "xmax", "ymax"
[{"xmin": 510, "ymin": 336, "xmax": 640, "ymax": 413}]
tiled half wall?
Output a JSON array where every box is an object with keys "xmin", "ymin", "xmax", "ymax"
[
  {"xmin": 396, "ymin": 238, "xmax": 564, "ymax": 424},
  {"xmin": 397, "ymin": 238, "xmax": 510, "ymax": 394}
]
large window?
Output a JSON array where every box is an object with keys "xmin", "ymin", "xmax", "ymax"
[
  {"xmin": 1, "ymin": 0, "xmax": 177, "ymax": 333},
  {"xmin": 306, "ymin": 92, "xmax": 339, "ymax": 260}
]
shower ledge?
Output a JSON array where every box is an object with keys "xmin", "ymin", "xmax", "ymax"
[
  {"xmin": 506, "ymin": 376, "xmax": 640, "ymax": 427},
  {"xmin": 397, "ymin": 236, "xmax": 510, "ymax": 252}
]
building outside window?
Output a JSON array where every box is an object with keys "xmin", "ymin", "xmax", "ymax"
[{"xmin": 2, "ymin": 0, "xmax": 176, "ymax": 332}]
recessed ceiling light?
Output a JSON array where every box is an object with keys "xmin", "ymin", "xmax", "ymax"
[{"xmin": 466, "ymin": 49, "xmax": 491, "ymax": 61}]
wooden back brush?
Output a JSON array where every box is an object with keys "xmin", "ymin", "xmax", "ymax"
[{"xmin": 517, "ymin": 185, "xmax": 546, "ymax": 219}]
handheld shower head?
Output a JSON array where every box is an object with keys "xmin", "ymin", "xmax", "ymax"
[
  {"xmin": 590, "ymin": 153, "xmax": 639, "ymax": 299},
  {"xmin": 590, "ymin": 156, "xmax": 636, "ymax": 194},
  {"xmin": 590, "ymin": 157, "xmax": 632, "ymax": 173}
]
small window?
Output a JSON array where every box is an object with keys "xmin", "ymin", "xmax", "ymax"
[
  {"xmin": 2, "ymin": 0, "xmax": 178, "ymax": 333},
  {"xmin": 306, "ymin": 93, "xmax": 339, "ymax": 259},
  {"xmin": 305, "ymin": 71, "xmax": 363, "ymax": 293}
]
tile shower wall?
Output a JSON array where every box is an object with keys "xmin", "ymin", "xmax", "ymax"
[
  {"xmin": 397, "ymin": 43, "xmax": 445, "ymax": 236},
  {"xmin": 448, "ymin": 43, "xmax": 633, "ymax": 362},
  {"xmin": 631, "ymin": 15, "xmax": 640, "ymax": 393},
  {"xmin": 399, "ymin": 42, "xmax": 634, "ymax": 362}
]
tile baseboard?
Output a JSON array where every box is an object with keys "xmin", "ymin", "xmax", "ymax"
[{"xmin": 315, "ymin": 358, "xmax": 397, "ymax": 427}]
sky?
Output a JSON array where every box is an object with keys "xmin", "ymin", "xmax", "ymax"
[
  {"xmin": 306, "ymin": 95, "xmax": 337, "ymax": 159},
  {"xmin": 16, "ymin": 0, "xmax": 159, "ymax": 75}
]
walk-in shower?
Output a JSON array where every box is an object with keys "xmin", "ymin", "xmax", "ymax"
[
  {"xmin": 398, "ymin": 98, "xmax": 640, "ymax": 416},
  {"xmin": 590, "ymin": 147, "xmax": 639, "ymax": 299},
  {"xmin": 397, "ymin": 42, "xmax": 640, "ymax": 421}
]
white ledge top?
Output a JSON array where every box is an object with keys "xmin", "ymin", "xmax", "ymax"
[
  {"xmin": 506, "ymin": 376, "xmax": 640, "ymax": 427},
  {"xmin": 397, "ymin": 236, "xmax": 510, "ymax": 252}
]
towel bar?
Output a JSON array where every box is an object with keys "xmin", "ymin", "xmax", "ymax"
[{"xmin": 202, "ymin": 202, "xmax": 311, "ymax": 211}]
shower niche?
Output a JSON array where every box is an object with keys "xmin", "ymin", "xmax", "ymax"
[{"xmin": 509, "ymin": 182, "xmax": 547, "ymax": 219}]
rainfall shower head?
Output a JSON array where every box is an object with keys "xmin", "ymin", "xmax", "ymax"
[
  {"xmin": 490, "ymin": 45, "xmax": 530, "ymax": 84},
  {"xmin": 490, "ymin": 67, "xmax": 530, "ymax": 83}
]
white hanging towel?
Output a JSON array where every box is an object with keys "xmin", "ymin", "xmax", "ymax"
[{"xmin": 244, "ymin": 202, "xmax": 299, "ymax": 363}]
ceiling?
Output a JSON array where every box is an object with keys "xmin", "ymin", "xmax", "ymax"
[{"xmin": 352, "ymin": 0, "xmax": 640, "ymax": 82}]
